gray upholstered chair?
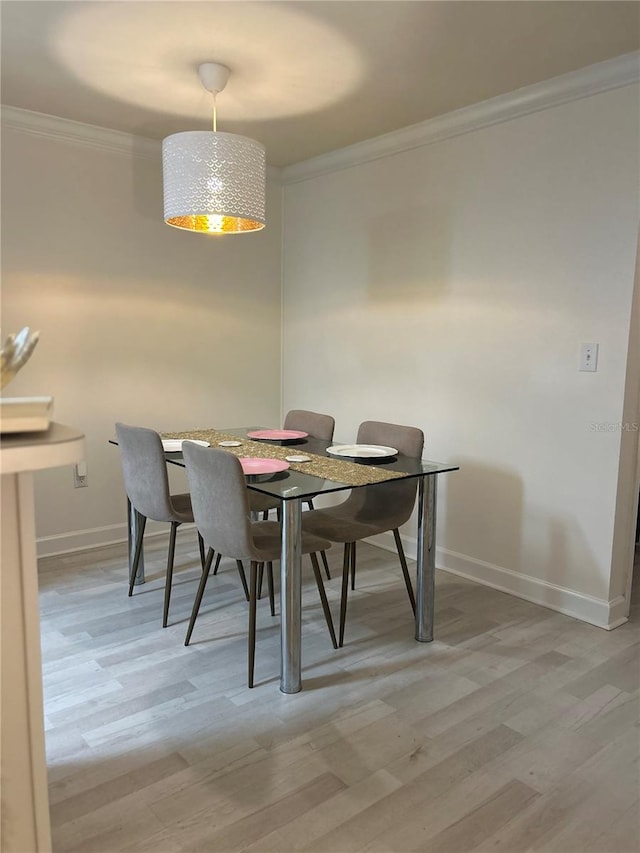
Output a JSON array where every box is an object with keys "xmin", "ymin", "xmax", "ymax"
[
  {"xmin": 284, "ymin": 409, "xmax": 335, "ymax": 579},
  {"xmin": 242, "ymin": 488, "xmax": 280, "ymax": 520},
  {"xmin": 210, "ymin": 410, "xmax": 335, "ymax": 584},
  {"xmin": 302, "ymin": 421, "xmax": 424, "ymax": 646},
  {"xmin": 182, "ymin": 442, "xmax": 336, "ymax": 687},
  {"xmin": 115, "ymin": 423, "xmax": 209, "ymax": 627},
  {"xmin": 283, "ymin": 409, "xmax": 335, "ymax": 442}
]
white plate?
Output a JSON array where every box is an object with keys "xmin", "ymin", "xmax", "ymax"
[
  {"xmin": 326, "ymin": 444, "xmax": 398, "ymax": 459},
  {"xmin": 162, "ymin": 439, "xmax": 209, "ymax": 452},
  {"xmin": 218, "ymin": 440, "xmax": 242, "ymax": 447},
  {"xmin": 285, "ymin": 454, "xmax": 311, "ymax": 463}
]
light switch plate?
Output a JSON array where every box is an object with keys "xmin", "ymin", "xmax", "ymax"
[{"xmin": 580, "ymin": 343, "xmax": 598, "ymax": 372}]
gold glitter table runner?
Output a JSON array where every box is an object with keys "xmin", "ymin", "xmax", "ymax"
[{"xmin": 162, "ymin": 428, "xmax": 407, "ymax": 487}]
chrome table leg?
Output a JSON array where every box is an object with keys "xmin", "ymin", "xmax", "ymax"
[
  {"xmin": 415, "ymin": 475, "xmax": 437, "ymax": 642},
  {"xmin": 280, "ymin": 498, "xmax": 302, "ymax": 693}
]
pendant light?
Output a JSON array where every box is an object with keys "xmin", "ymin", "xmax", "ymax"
[{"xmin": 162, "ymin": 63, "xmax": 266, "ymax": 234}]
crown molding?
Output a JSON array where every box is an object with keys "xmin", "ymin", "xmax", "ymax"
[
  {"xmin": 0, "ymin": 105, "xmax": 282, "ymax": 180},
  {"xmin": 281, "ymin": 51, "xmax": 640, "ymax": 185},
  {"xmin": 1, "ymin": 105, "xmax": 162, "ymax": 160},
  {"xmin": 2, "ymin": 51, "xmax": 637, "ymax": 182}
]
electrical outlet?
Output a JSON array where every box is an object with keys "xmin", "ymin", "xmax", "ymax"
[
  {"xmin": 73, "ymin": 461, "xmax": 88, "ymax": 488},
  {"xmin": 580, "ymin": 343, "xmax": 598, "ymax": 372}
]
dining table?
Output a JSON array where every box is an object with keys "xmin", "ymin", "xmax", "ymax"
[{"xmin": 118, "ymin": 426, "xmax": 459, "ymax": 694}]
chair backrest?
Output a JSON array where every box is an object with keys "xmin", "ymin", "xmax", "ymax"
[
  {"xmin": 357, "ymin": 421, "xmax": 423, "ymax": 458},
  {"xmin": 182, "ymin": 443, "xmax": 257, "ymax": 559},
  {"xmin": 115, "ymin": 423, "xmax": 177, "ymax": 522},
  {"xmin": 284, "ymin": 409, "xmax": 335, "ymax": 441},
  {"xmin": 343, "ymin": 421, "xmax": 425, "ymax": 529}
]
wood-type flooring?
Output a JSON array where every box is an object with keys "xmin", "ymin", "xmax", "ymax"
[{"xmin": 39, "ymin": 534, "xmax": 640, "ymax": 852}]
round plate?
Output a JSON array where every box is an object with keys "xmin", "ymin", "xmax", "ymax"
[
  {"xmin": 239, "ymin": 457, "xmax": 290, "ymax": 475},
  {"xmin": 246, "ymin": 429, "xmax": 308, "ymax": 441},
  {"xmin": 218, "ymin": 440, "xmax": 242, "ymax": 447},
  {"xmin": 326, "ymin": 444, "xmax": 398, "ymax": 459},
  {"xmin": 162, "ymin": 439, "xmax": 209, "ymax": 452},
  {"xmin": 285, "ymin": 454, "xmax": 311, "ymax": 463}
]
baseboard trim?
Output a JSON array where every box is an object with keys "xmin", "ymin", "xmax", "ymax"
[
  {"xmin": 36, "ymin": 521, "xmax": 196, "ymax": 558},
  {"xmin": 366, "ymin": 531, "xmax": 627, "ymax": 631},
  {"xmin": 606, "ymin": 595, "xmax": 630, "ymax": 630},
  {"xmin": 37, "ymin": 523, "xmax": 628, "ymax": 630}
]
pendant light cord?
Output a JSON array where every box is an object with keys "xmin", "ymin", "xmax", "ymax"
[{"xmin": 212, "ymin": 93, "xmax": 217, "ymax": 133}]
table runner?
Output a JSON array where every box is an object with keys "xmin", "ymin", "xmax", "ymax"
[{"xmin": 162, "ymin": 428, "xmax": 407, "ymax": 487}]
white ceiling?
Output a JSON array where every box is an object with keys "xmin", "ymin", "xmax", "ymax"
[{"xmin": 1, "ymin": 1, "xmax": 638, "ymax": 167}]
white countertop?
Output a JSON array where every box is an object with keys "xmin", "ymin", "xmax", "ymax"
[{"xmin": 1, "ymin": 423, "xmax": 85, "ymax": 474}]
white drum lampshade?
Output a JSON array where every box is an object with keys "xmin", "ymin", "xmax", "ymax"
[
  {"xmin": 162, "ymin": 63, "xmax": 266, "ymax": 235},
  {"xmin": 162, "ymin": 131, "xmax": 266, "ymax": 234}
]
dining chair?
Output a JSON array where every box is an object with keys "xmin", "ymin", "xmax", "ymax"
[
  {"xmin": 283, "ymin": 409, "xmax": 335, "ymax": 442},
  {"xmin": 182, "ymin": 442, "xmax": 337, "ymax": 687},
  {"xmin": 208, "ymin": 413, "xmax": 333, "ymax": 582},
  {"xmin": 115, "ymin": 423, "xmax": 210, "ymax": 627},
  {"xmin": 285, "ymin": 409, "xmax": 335, "ymax": 580},
  {"xmin": 301, "ymin": 420, "xmax": 424, "ymax": 646}
]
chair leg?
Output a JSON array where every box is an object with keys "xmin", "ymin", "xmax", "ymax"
[
  {"xmin": 236, "ymin": 560, "xmax": 250, "ymax": 601},
  {"xmin": 257, "ymin": 563, "xmax": 264, "ymax": 599},
  {"xmin": 213, "ymin": 551, "xmax": 221, "ymax": 574},
  {"xmin": 266, "ymin": 561, "xmax": 275, "ymax": 617},
  {"xmin": 350, "ymin": 541, "xmax": 357, "ymax": 590},
  {"xmin": 197, "ymin": 532, "xmax": 206, "ymax": 570},
  {"xmin": 204, "ymin": 546, "xmax": 213, "ymax": 572},
  {"xmin": 341, "ymin": 544, "xmax": 349, "ymax": 592},
  {"xmin": 248, "ymin": 561, "xmax": 258, "ymax": 688},
  {"xmin": 310, "ymin": 553, "xmax": 338, "ymax": 649},
  {"xmin": 184, "ymin": 547, "xmax": 214, "ymax": 645},
  {"xmin": 303, "ymin": 501, "xmax": 327, "ymax": 578},
  {"xmin": 393, "ymin": 528, "xmax": 416, "ymax": 615},
  {"xmin": 339, "ymin": 543, "xmax": 352, "ymax": 647},
  {"xmin": 162, "ymin": 522, "xmax": 179, "ymax": 628},
  {"xmin": 319, "ymin": 547, "xmax": 331, "ymax": 580},
  {"xmin": 128, "ymin": 515, "xmax": 147, "ymax": 596}
]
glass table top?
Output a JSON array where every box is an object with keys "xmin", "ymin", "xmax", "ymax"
[{"xmin": 166, "ymin": 426, "xmax": 459, "ymax": 502}]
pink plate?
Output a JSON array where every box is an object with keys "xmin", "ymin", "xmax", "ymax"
[
  {"xmin": 246, "ymin": 429, "xmax": 308, "ymax": 441},
  {"xmin": 239, "ymin": 457, "xmax": 290, "ymax": 475}
]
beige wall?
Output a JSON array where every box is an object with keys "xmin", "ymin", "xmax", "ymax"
[
  {"xmin": 2, "ymin": 79, "xmax": 638, "ymax": 628},
  {"xmin": 282, "ymin": 84, "xmax": 640, "ymax": 626},
  {"xmin": 1, "ymin": 126, "xmax": 283, "ymax": 552}
]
